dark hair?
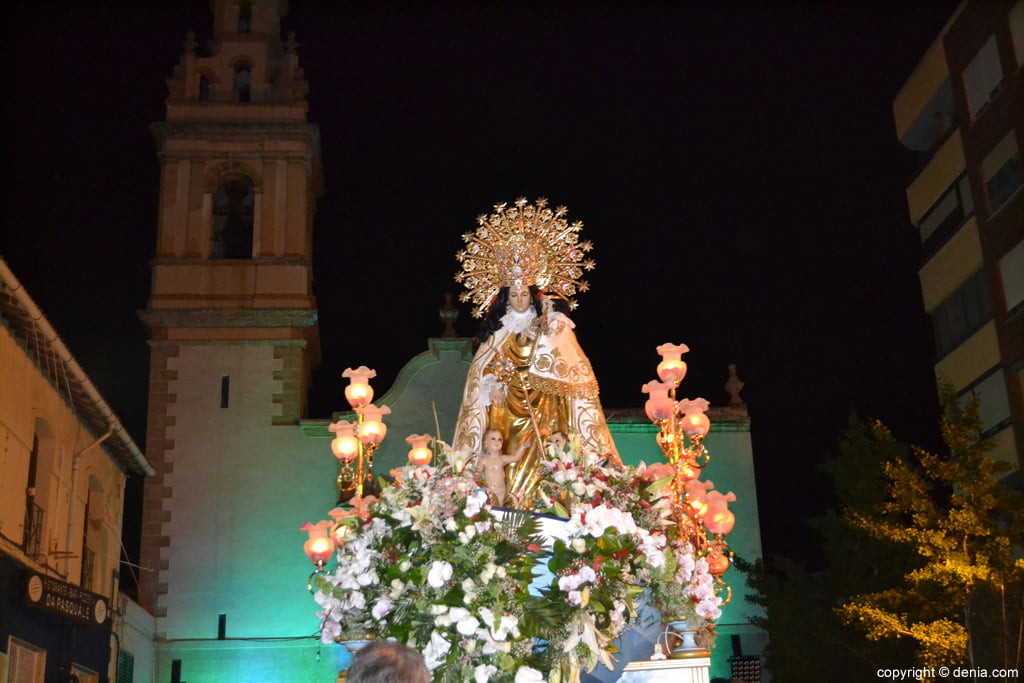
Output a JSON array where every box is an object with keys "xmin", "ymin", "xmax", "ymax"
[
  {"xmin": 475, "ymin": 285, "xmax": 541, "ymax": 345},
  {"xmin": 346, "ymin": 641, "xmax": 431, "ymax": 683},
  {"xmin": 544, "ymin": 293, "xmax": 571, "ymax": 316}
]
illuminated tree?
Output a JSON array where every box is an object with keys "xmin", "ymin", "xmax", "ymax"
[{"xmin": 837, "ymin": 386, "xmax": 1024, "ymax": 669}]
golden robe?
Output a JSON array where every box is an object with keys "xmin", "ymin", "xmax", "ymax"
[{"xmin": 453, "ymin": 312, "xmax": 617, "ymax": 506}]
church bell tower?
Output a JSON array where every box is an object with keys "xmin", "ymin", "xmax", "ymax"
[{"xmin": 138, "ymin": 0, "xmax": 322, "ymax": 638}]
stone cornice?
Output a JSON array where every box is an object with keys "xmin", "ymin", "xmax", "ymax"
[
  {"xmin": 139, "ymin": 308, "xmax": 318, "ymax": 330},
  {"xmin": 150, "ymin": 256, "xmax": 312, "ymax": 267},
  {"xmin": 606, "ymin": 407, "xmax": 750, "ymax": 433},
  {"xmin": 150, "ymin": 121, "xmax": 321, "ymax": 147}
]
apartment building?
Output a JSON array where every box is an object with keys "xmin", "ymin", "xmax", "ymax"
[
  {"xmin": 894, "ymin": 0, "xmax": 1024, "ymax": 470},
  {"xmin": 0, "ymin": 258, "xmax": 154, "ymax": 681}
]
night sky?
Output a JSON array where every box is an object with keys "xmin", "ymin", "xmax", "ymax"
[{"xmin": 2, "ymin": 1, "xmax": 958, "ymax": 567}]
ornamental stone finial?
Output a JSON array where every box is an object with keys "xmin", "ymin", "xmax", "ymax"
[
  {"xmin": 440, "ymin": 292, "xmax": 459, "ymax": 338},
  {"xmin": 285, "ymin": 31, "xmax": 298, "ymax": 54},
  {"xmin": 724, "ymin": 363, "xmax": 747, "ymax": 414}
]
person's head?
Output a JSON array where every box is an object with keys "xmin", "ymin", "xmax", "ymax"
[
  {"xmin": 493, "ymin": 284, "xmax": 540, "ymax": 316},
  {"xmin": 541, "ymin": 292, "xmax": 571, "ymax": 317},
  {"xmin": 546, "ymin": 430, "xmax": 568, "ymax": 452},
  {"xmin": 508, "ymin": 284, "xmax": 533, "ymax": 313},
  {"xmin": 346, "ymin": 641, "xmax": 430, "ymax": 683},
  {"xmin": 483, "ymin": 429, "xmax": 504, "ymax": 455},
  {"xmin": 476, "ymin": 285, "xmax": 541, "ymax": 343}
]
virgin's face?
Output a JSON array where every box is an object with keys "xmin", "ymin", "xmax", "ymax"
[{"xmin": 508, "ymin": 285, "xmax": 532, "ymax": 313}]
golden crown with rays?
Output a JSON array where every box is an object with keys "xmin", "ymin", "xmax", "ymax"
[{"xmin": 454, "ymin": 198, "xmax": 596, "ymax": 318}]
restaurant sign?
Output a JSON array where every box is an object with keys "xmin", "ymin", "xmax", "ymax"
[{"xmin": 25, "ymin": 571, "xmax": 109, "ymax": 627}]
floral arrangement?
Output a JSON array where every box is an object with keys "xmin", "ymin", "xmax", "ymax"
[
  {"xmin": 534, "ymin": 441, "xmax": 721, "ymax": 665},
  {"xmin": 309, "ymin": 438, "xmax": 722, "ymax": 682}
]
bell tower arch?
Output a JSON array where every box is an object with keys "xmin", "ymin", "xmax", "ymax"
[{"xmin": 138, "ymin": 0, "xmax": 322, "ymax": 627}]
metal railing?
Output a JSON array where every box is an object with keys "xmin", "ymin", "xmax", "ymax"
[
  {"xmin": 23, "ymin": 501, "xmax": 43, "ymax": 557},
  {"xmin": 81, "ymin": 546, "xmax": 96, "ymax": 591}
]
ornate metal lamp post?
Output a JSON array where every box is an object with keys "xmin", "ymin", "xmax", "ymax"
[
  {"xmin": 330, "ymin": 366, "xmax": 391, "ymax": 501},
  {"xmin": 644, "ymin": 343, "xmax": 736, "ymax": 604}
]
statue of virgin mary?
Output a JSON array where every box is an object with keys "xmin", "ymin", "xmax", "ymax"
[{"xmin": 452, "ymin": 198, "xmax": 617, "ymax": 506}]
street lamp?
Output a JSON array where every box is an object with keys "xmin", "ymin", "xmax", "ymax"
[
  {"xmin": 644, "ymin": 343, "xmax": 736, "ymax": 603},
  {"xmin": 300, "ymin": 520, "xmax": 335, "ymax": 591},
  {"xmin": 330, "ymin": 367, "xmax": 391, "ymax": 502}
]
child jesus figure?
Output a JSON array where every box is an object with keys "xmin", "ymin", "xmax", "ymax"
[{"xmin": 477, "ymin": 429, "xmax": 527, "ymax": 507}]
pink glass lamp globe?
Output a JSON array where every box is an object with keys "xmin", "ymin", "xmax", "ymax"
[
  {"xmin": 655, "ymin": 343, "xmax": 689, "ymax": 385},
  {"xmin": 300, "ymin": 520, "xmax": 335, "ymax": 566},
  {"xmin": 642, "ymin": 380, "xmax": 675, "ymax": 422},
  {"xmin": 406, "ymin": 434, "xmax": 433, "ymax": 466},
  {"xmin": 677, "ymin": 398, "xmax": 711, "ymax": 438},
  {"xmin": 357, "ymin": 404, "xmax": 391, "ymax": 445},
  {"xmin": 329, "ymin": 420, "xmax": 359, "ymax": 462},
  {"xmin": 342, "ymin": 366, "xmax": 376, "ymax": 409}
]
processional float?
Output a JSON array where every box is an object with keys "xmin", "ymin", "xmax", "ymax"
[{"xmin": 301, "ymin": 199, "xmax": 737, "ymax": 683}]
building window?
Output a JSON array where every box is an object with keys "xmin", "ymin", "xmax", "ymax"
[
  {"xmin": 233, "ymin": 64, "xmax": 252, "ymax": 103},
  {"xmin": 212, "ymin": 177, "xmax": 254, "ymax": 259},
  {"xmin": 986, "ymin": 152, "xmax": 1023, "ymax": 216},
  {"xmin": 25, "ymin": 419, "xmax": 56, "ymax": 559},
  {"xmin": 960, "ymin": 368, "xmax": 1012, "ymax": 440},
  {"xmin": 918, "ymin": 173, "xmax": 974, "ymax": 257},
  {"xmin": 963, "ymin": 35, "xmax": 1004, "ymax": 119},
  {"xmin": 900, "ymin": 79, "xmax": 957, "ymax": 158},
  {"xmin": 8, "ymin": 637, "xmax": 46, "ymax": 683},
  {"xmin": 983, "ymin": 132, "xmax": 1023, "ymax": 217},
  {"xmin": 81, "ymin": 547, "xmax": 95, "ymax": 592},
  {"xmin": 81, "ymin": 491, "xmax": 93, "ymax": 590},
  {"xmin": 71, "ymin": 664, "xmax": 99, "ymax": 683},
  {"xmin": 932, "ymin": 269, "xmax": 993, "ymax": 358},
  {"xmin": 23, "ymin": 499, "xmax": 43, "ymax": 558},
  {"xmin": 24, "ymin": 432, "xmax": 44, "ymax": 557},
  {"xmin": 1011, "ymin": 1, "xmax": 1024, "ymax": 68},
  {"xmin": 198, "ymin": 74, "xmax": 211, "ymax": 102},
  {"xmin": 116, "ymin": 650, "xmax": 135, "ymax": 683},
  {"xmin": 238, "ymin": 2, "xmax": 253, "ymax": 34},
  {"xmin": 1001, "ymin": 241, "xmax": 1024, "ymax": 316}
]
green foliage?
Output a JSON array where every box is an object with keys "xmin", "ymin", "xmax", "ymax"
[{"xmin": 836, "ymin": 385, "xmax": 1024, "ymax": 669}]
